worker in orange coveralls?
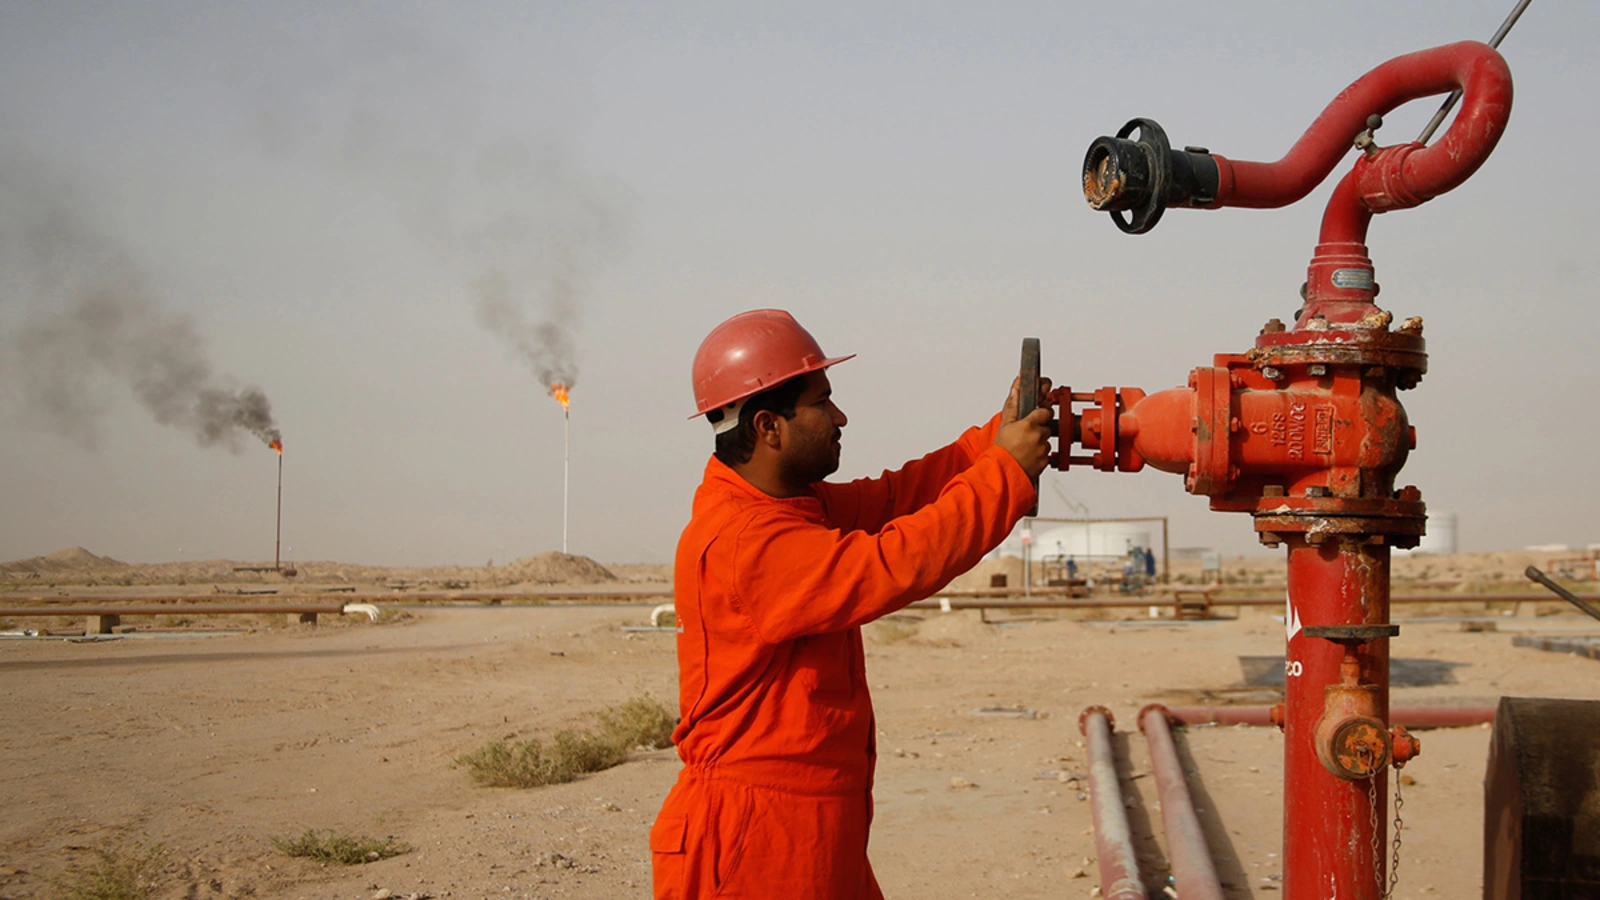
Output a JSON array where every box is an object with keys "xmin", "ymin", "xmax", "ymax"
[{"xmin": 651, "ymin": 309, "xmax": 1053, "ymax": 899}]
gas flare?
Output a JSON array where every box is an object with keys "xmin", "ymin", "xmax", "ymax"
[
  {"xmin": 270, "ymin": 438, "xmax": 283, "ymax": 455},
  {"xmin": 548, "ymin": 382, "xmax": 571, "ymax": 554}
]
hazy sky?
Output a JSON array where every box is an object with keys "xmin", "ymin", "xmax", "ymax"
[{"xmin": 1, "ymin": 1, "xmax": 1595, "ymax": 567}]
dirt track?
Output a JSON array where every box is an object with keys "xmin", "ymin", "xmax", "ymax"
[{"xmin": 2, "ymin": 599, "xmax": 1599, "ymax": 899}]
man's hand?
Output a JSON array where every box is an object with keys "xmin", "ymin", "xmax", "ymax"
[{"xmin": 996, "ymin": 376, "xmax": 1053, "ymax": 480}]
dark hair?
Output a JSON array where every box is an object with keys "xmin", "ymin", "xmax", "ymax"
[{"xmin": 712, "ymin": 377, "xmax": 809, "ymax": 466}]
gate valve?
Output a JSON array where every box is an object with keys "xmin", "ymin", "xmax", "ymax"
[
  {"xmin": 1305, "ymin": 624, "xmax": 1401, "ymax": 781},
  {"xmin": 1019, "ymin": 336, "xmax": 1425, "ymax": 549}
]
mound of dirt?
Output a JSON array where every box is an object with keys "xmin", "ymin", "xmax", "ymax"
[
  {"xmin": 906, "ymin": 610, "xmax": 999, "ymax": 647},
  {"xmin": 503, "ymin": 552, "xmax": 617, "ymax": 585},
  {"xmin": 0, "ymin": 546, "xmax": 127, "ymax": 575}
]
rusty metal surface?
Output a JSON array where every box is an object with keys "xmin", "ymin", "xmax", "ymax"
[
  {"xmin": 1081, "ymin": 708, "xmax": 1149, "ymax": 900},
  {"xmin": 1484, "ymin": 697, "xmax": 1600, "ymax": 899},
  {"xmin": 1138, "ymin": 707, "xmax": 1226, "ymax": 900},
  {"xmin": 1083, "ymin": 151, "xmax": 1125, "ymax": 209},
  {"xmin": 1158, "ymin": 705, "xmax": 1495, "ymax": 730}
]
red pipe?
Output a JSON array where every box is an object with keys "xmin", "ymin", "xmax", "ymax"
[
  {"xmin": 1157, "ymin": 705, "xmax": 1496, "ymax": 730},
  {"xmin": 1210, "ymin": 41, "xmax": 1512, "ymax": 213},
  {"xmin": 1283, "ymin": 540, "xmax": 1393, "ymax": 899},
  {"xmin": 1079, "ymin": 707, "xmax": 1149, "ymax": 900},
  {"xmin": 1138, "ymin": 706, "xmax": 1226, "ymax": 900}
]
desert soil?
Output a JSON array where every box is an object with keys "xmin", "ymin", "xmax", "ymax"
[{"xmin": 2, "ymin": 550, "xmax": 1599, "ymax": 899}]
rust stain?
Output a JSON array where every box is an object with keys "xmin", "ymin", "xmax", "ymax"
[{"xmin": 1083, "ymin": 155, "xmax": 1124, "ymax": 208}]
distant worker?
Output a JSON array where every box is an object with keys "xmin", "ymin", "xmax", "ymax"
[
  {"xmin": 651, "ymin": 309, "xmax": 1053, "ymax": 899},
  {"xmin": 1066, "ymin": 556, "xmax": 1078, "ymax": 579}
]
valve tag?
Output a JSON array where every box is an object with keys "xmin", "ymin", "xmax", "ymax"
[{"xmin": 1331, "ymin": 268, "xmax": 1375, "ymax": 290}]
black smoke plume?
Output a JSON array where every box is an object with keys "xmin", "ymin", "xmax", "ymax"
[
  {"xmin": 0, "ymin": 155, "xmax": 281, "ymax": 451},
  {"xmin": 235, "ymin": 23, "xmax": 620, "ymax": 395}
]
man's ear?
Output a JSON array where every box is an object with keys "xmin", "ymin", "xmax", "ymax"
[{"xmin": 750, "ymin": 409, "xmax": 784, "ymax": 449}]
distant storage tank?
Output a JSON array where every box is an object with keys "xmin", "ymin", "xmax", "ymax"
[
  {"xmin": 997, "ymin": 521, "xmax": 1152, "ymax": 559},
  {"xmin": 1396, "ymin": 510, "xmax": 1457, "ymax": 556}
]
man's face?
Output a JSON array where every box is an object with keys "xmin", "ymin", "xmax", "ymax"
[{"xmin": 778, "ymin": 370, "xmax": 848, "ymax": 485}]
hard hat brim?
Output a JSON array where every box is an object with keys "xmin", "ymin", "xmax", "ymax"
[{"xmin": 688, "ymin": 353, "xmax": 854, "ymax": 420}]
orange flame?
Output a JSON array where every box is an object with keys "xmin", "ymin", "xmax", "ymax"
[
  {"xmin": 550, "ymin": 383, "xmax": 570, "ymax": 411},
  {"xmin": 270, "ymin": 439, "xmax": 283, "ymax": 455}
]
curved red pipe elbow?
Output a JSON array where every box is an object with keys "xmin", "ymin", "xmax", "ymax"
[{"xmin": 1212, "ymin": 41, "xmax": 1513, "ymax": 215}]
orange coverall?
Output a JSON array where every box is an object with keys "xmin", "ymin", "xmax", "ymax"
[{"xmin": 651, "ymin": 416, "xmax": 1034, "ymax": 899}]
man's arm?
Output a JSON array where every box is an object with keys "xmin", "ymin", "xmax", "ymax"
[
  {"xmin": 815, "ymin": 377, "xmax": 1049, "ymax": 533},
  {"xmin": 730, "ymin": 444, "xmax": 1036, "ymax": 643},
  {"xmin": 813, "ymin": 415, "xmax": 1002, "ymax": 534}
]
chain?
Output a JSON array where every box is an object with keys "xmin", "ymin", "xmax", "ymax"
[
  {"xmin": 1389, "ymin": 765, "xmax": 1406, "ymax": 898},
  {"xmin": 1366, "ymin": 768, "xmax": 1384, "ymax": 898}
]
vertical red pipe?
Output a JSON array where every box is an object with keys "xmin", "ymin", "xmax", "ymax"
[
  {"xmin": 1081, "ymin": 708, "xmax": 1149, "ymax": 900},
  {"xmin": 1283, "ymin": 539, "xmax": 1391, "ymax": 900}
]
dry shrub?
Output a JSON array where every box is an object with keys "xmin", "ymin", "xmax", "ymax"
[
  {"xmin": 595, "ymin": 696, "xmax": 677, "ymax": 751},
  {"xmin": 48, "ymin": 841, "xmax": 167, "ymax": 900},
  {"xmin": 456, "ymin": 696, "xmax": 676, "ymax": 788},
  {"xmin": 270, "ymin": 829, "xmax": 409, "ymax": 865},
  {"xmin": 867, "ymin": 618, "xmax": 917, "ymax": 645}
]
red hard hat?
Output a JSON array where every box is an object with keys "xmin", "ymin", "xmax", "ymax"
[{"xmin": 690, "ymin": 309, "xmax": 853, "ymax": 419}]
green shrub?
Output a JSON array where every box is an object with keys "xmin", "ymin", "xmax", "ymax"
[
  {"xmin": 269, "ymin": 830, "xmax": 409, "ymax": 865},
  {"xmin": 49, "ymin": 842, "xmax": 167, "ymax": 900},
  {"xmin": 455, "ymin": 696, "xmax": 676, "ymax": 788}
]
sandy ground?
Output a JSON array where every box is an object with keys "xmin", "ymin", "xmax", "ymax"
[{"xmin": 2, "ymin": 588, "xmax": 1599, "ymax": 900}]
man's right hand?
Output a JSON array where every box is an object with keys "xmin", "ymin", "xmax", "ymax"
[{"xmin": 995, "ymin": 377, "xmax": 1053, "ymax": 480}]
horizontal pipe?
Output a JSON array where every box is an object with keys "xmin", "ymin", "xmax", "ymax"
[
  {"xmin": 9, "ymin": 589, "xmax": 1585, "ymax": 613},
  {"xmin": 0, "ymin": 603, "xmax": 352, "ymax": 617},
  {"xmin": 908, "ymin": 591, "xmax": 1586, "ymax": 611},
  {"xmin": 1, "ymin": 589, "xmax": 672, "ymax": 605},
  {"xmin": 1080, "ymin": 708, "xmax": 1149, "ymax": 900},
  {"xmin": 1157, "ymin": 705, "xmax": 1496, "ymax": 729},
  {"xmin": 1139, "ymin": 707, "xmax": 1225, "ymax": 900},
  {"xmin": 1213, "ymin": 41, "xmax": 1511, "ymax": 210}
]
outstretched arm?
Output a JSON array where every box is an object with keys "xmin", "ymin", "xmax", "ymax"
[
  {"xmin": 732, "ymin": 447, "xmax": 1034, "ymax": 642},
  {"xmin": 731, "ymin": 385, "xmax": 1054, "ymax": 642},
  {"xmin": 817, "ymin": 377, "xmax": 1051, "ymax": 533}
]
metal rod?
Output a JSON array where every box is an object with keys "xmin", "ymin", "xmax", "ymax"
[
  {"xmin": 563, "ymin": 407, "xmax": 570, "ymax": 555},
  {"xmin": 275, "ymin": 449, "xmax": 283, "ymax": 570},
  {"xmin": 1139, "ymin": 706, "xmax": 1226, "ymax": 900},
  {"xmin": 1524, "ymin": 565, "xmax": 1600, "ymax": 623},
  {"xmin": 1416, "ymin": 0, "xmax": 1533, "ymax": 144},
  {"xmin": 1161, "ymin": 518, "xmax": 1170, "ymax": 585},
  {"xmin": 1079, "ymin": 708, "xmax": 1149, "ymax": 900}
]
